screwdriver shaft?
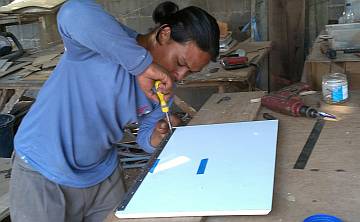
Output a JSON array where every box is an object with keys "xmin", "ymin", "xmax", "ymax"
[{"xmin": 165, "ymin": 112, "xmax": 173, "ymax": 133}]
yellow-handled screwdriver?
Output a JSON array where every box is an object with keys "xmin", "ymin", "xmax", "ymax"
[{"xmin": 155, "ymin": 81, "xmax": 173, "ymax": 133}]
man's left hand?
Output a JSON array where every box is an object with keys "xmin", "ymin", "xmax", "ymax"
[{"xmin": 150, "ymin": 115, "xmax": 181, "ymax": 147}]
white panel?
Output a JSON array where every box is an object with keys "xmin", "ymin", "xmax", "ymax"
[{"xmin": 116, "ymin": 120, "xmax": 279, "ymax": 218}]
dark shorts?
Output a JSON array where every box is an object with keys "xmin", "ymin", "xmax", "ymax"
[{"xmin": 10, "ymin": 154, "xmax": 126, "ymax": 222}]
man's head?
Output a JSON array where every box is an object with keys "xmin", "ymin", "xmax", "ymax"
[{"xmin": 148, "ymin": 1, "xmax": 220, "ymax": 82}]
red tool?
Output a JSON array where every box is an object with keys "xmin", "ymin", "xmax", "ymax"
[
  {"xmin": 261, "ymin": 83, "xmax": 335, "ymax": 119},
  {"xmin": 220, "ymin": 56, "xmax": 248, "ymax": 70}
]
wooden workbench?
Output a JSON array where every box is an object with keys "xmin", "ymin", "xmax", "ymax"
[
  {"xmin": 304, "ymin": 35, "xmax": 360, "ymax": 90},
  {"xmin": 108, "ymin": 90, "xmax": 360, "ymax": 222},
  {"xmin": 178, "ymin": 41, "xmax": 272, "ymax": 93},
  {"xmin": 0, "ymin": 41, "xmax": 271, "ymax": 115}
]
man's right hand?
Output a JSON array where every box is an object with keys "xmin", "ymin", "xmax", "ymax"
[{"xmin": 137, "ymin": 63, "xmax": 173, "ymax": 102}]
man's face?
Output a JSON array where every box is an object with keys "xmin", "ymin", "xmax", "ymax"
[{"xmin": 151, "ymin": 34, "xmax": 211, "ymax": 82}]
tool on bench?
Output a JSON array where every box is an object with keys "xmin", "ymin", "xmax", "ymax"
[
  {"xmin": 155, "ymin": 81, "xmax": 173, "ymax": 133},
  {"xmin": 0, "ymin": 32, "xmax": 24, "ymax": 61},
  {"xmin": 261, "ymin": 83, "xmax": 336, "ymax": 119},
  {"xmin": 220, "ymin": 55, "xmax": 248, "ymax": 70},
  {"xmin": 260, "ymin": 83, "xmax": 333, "ymax": 169},
  {"xmin": 319, "ymin": 36, "xmax": 360, "ymax": 59},
  {"xmin": 294, "ymin": 118, "xmax": 325, "ymax": 169}
]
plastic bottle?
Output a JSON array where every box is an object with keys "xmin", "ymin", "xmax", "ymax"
[{"xmin": 343, "ymin": 2, "xmax": 356, "ymax": 23}]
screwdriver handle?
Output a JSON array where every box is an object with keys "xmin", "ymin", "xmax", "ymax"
[{"xmin": 155, "ymin": 81, "xmax": 169, "ymax": 113}]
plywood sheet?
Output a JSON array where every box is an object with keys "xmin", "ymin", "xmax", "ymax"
[
  {"xmin": 0, "ymin": 62, "xmax": 31, "ymax": 78},
  {"xmin": 189, "ymin": 91, "xmax": 265, "ymax": 125},
  {"xmin": 116, "ymin": 120, "xmax": 279, "ymax": 218}
]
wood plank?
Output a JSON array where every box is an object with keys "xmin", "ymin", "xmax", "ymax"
[
  {"xmin": 23, "ymin": 65, "xmax": 41, "ymax": 72},
  {"xmin": 0, "ymin": 62, "xmax": 12, "ymax": 72},
  {"xmin": 0, "ymin": 158, "xmax": 11, "ymax": 221},
  {"xmin": 173, "ymin": 95, "xmax": 197, "ymax": 117},
  {"xmin": 32, "ymin": 53, "xmax": 60, "ymax": 67},
  {"xmin": 0, "ymin": 62, "xmax": 32, "ymax": 79},
  {"xmin": 0, "ymin": 59, "xmax": 8, "ymax": 69},
  {"xmin": 42, "ymin": 55, "xmax": 60, "ymax": 69},
  {"xmin": 1, "ymin": 89, "xmax": 25, "ymax": 114},
  {"xmin": 0, "ymin": 193, "xmax": 9, "ymax": 221},
  {"xmin": 18, "ymin": 69, "xmax": 36, "ymax": 79},
  {"xmin": 23, "ymin": 70, "xmax": 51, "ymax": 81},
  {"xmin": 0, "ymin": 89, "xmax": 14, "ymax": 113},
  {"xmin": 189, "ymin": 91, "xmax": 265, "ymax": 126}
]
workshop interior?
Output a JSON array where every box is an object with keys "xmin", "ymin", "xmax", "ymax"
[{"xmin": 0, "ymin": 0, "xmax": 359, "ymax": 222}]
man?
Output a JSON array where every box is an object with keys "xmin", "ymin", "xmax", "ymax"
[{"xmin": 10, "ymin": 1, "xmax": 219, "ymax": 221}]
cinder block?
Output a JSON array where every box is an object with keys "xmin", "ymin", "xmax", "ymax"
[
  {"xmin": 137, "ymin": 16, "xmax": 156, "ymax": 34},
  {"xmin": 330, "ymin": 0, "xmax": 345, "ymax": 4},
  {"xmin": 105, "ymin": 0, "xmax": 142, "ymax": 16},
  {"xmin": 139, "ymin": 1, "xmax": 162, "ymax": 16},
  {"xmin": 212, "ymin": 12, "xmax": 231, "ymax": 24},
  {"xmin": 188, "ymin": 0, "xmax": 208, "ymax": 10},
  {"xmin": 227, "ymin": 0, "xmax": 245, "ymax": 12},
  {"xmin": 207, "ymin": 0, "xmax": 227, "ymax": 12}
]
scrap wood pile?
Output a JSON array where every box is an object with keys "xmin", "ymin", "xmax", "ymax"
[{"xmin": 0, "ymin": 44, "xmax": 64, "ymax": 81}]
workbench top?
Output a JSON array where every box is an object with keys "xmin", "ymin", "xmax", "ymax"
[
  {"xmin": 108, "ymin": 90, "xmax": 360, "ymax": 222},
  {"xmin": 211, "ymin": 91, "xmax": 360, "ymax": 222}
]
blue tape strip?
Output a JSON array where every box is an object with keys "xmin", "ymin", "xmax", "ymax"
[
  {"xmin": 149, "ymin": 159, "xmax": 160, "ymax": 173},
  {"xmin": 197, "ymin": 158, "xmax": 208, "ymax": 175}
]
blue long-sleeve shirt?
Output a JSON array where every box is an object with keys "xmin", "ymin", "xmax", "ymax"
[{"xmin": 14, "ymin": 0, "xmax": 166, "ymax": 188}]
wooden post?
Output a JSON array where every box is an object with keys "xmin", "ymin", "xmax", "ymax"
[
  {"xmin": 269, "ymin": 0, "xmax": 305, "ymax": 89},
  {"xmin": 39, "ymin": 12, "xmax": 61, "ymax": 49},
  {"xmin": 251, "ymin": 0, "xmax": 270, "ymax": 91}
]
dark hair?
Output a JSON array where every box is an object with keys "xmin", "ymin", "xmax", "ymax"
[{"xmin": 152, "ymin": 1, "xmax": 220, "ymax": 61}]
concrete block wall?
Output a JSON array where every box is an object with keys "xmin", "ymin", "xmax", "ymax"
[
  {"xmin": 2, "ymin": 0, "xmax": 252, "ymax": 49},
  {"xmin": 6, "ymin": 24, "xmax": 41, "ymax": 49},
  {"xmin": 0, "ymin": 0, "xmax": 349, "ymax": 50},
  {"xmin": 0, "ymin": 0, "xmax": 41, "ymax": 49},
  {"xmin": 99, "ymin": 0, "xmax": 252, "ymax": 40}
]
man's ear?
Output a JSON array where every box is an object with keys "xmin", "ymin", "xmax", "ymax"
[{"xmin": 156, "ymin": 25, "xmax": 171, "ymax": 45}]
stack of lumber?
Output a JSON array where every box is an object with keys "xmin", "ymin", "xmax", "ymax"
[{"xmin": 0, "ymin": 44, "xmax": 63, "ymax": 81}]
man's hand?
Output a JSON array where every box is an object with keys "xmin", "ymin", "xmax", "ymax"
[
  {"xmin": 151, "ymin": 115, "xmax": 181, "ymax": 147},
  {"xmin": 137, "ymin": 63, "xmax": 173, "ymax": 102}
]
